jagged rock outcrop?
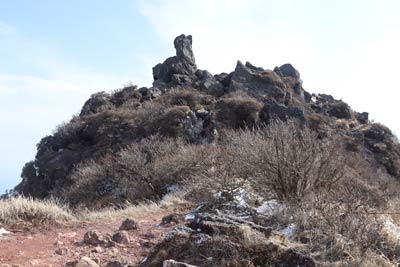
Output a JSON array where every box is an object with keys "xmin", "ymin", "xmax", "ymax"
[
  {"xmin": 13, "ymin": 34, "xmax": 400, "ymax": 206},
  {"xmin": 229, "ymin": 61, "xmax": 287, "ymax": 101},
  {"xmin": 260, "ymin": 99, "xmax": 305, "ymax": 124},
  {"xmin": 153, "ymin": 34, "xmax": 197, "ymax": 85}
]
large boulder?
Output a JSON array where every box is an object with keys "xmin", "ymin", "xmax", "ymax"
[
  {"xmin": 276, "ymin": 63, "xmax": 307, "ymax": 100},
  {"xmin": 229, "ymin": 61, "xmax": 287, "ymax": 101},
  {"xmin": 195, "ymin": 70, "xmax": 224, "ymax": 96},
  {"xmin": 327, "ymin": 101, "xmax": 352, "ymax": 119},
  {"xmin": 354, "ymin": 123, "xmax": 400, "ymax": 177},
  {"xmin": 260, "ymin": 99, "xmax": 305, "ymax": 124},
  {"xmin": 356, "ymin": 112, "xmax": 369, "ymax": 124},
  {"xmin": 153, "ymin": 34, "xmax": 197, "ymax": 84},
  {"xmin": 279, "ymin": 63, "xmax": 300, "ymax": 80}
]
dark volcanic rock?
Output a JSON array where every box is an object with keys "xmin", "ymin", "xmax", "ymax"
[
  {"xmin": 80, "ymin": 92, "xmax": 114, "ymax": 116},
  {"xmin": 119, "ymin": 218, "xmax": 138, "ymax": 231},
  {"xmin": 356, "ymin": 111, "xmax": 369, "ymax": 124},
  {"xmin": 112, "ymin": 230, "xmax": 130, "ymax": 244},
  {"xmin": 142, "ymin": 198, "xmax": 315, "ymax": 267},
  {"xmin": 279, "ymin": 63, "xmax": 300, "ymax": 80},
  {"xmin": 327, "ymin": 101, "xmax": 352, "ymax": 119},
  {"xmin": 260, "ymin": 99, "xmax": 305, "ymax": 124},
  {"xmin": 195, "ymin": 70, "xmax": 224, "ymax": 96},
  {"xmin": 84, "ymin": 231, "xmax": 106, "ymax": 246},
  {"xmin": 153, "ymin": 34, "xmax": 197, "ymax": 84},
  {"xmin": 229, "ymin": 61, "xmax": 287, "ymax": 101}
]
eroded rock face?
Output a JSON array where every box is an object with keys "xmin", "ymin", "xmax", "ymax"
[
  {"xmin": 279, "ymin": 63, "xmax": 300, "ymax": 80},
  {"xmin": 260, "ymin": 99, "xmax": 305, "ymax": 124},
  {"xmin": 195, "ymin": 70, "xmax": 224, "ymax": 96},
  {"xmin": 357, "ymin": 123, "xmax": 400, "ymax": 176},
  {"xmin": 80, "ymin": 92, "xmax": 114, "ymax": 116},
  {"xmin": 229, "ymin": 61, "xmax": 287, "ymax": 101},
  {"xmin": 153, "ymin": 34, "xmax": 197, "ymax": 84},
  {"xmin": 356, "ymin": 112, "xmax": 369, "ymax": 124}
]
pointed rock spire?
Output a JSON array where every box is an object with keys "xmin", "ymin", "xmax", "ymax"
[{"xmin": 152, "ymin": 34, "xmax": 197, "ymax": 84}]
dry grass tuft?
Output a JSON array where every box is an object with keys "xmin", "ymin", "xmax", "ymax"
[
  {"xmin": 0, "ymin": 193, "xmax": 190, "ymax": 226},
  {"xmin": 0, "ymin": 196, "xmax": 74, "ymax": 225},
  {"xmin": 78, "ymin": 192, "xmax": 191, "ymax": 222}
]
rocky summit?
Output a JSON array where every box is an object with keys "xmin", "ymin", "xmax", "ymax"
[
  {"xmin": 6, "ymin": 34, "xmax": 400, "ymax": 266},
  {"xmin": 15, "ymin": 34, "xmax": 400, "ymax": 205}
]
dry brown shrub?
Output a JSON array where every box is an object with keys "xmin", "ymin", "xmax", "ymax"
[
  {"xmin": 216, "ymin": 96, "xmax": 263, "ymax": 128},
  {"xmin": 182, "ymin": 145, "xmax": 249, "ymax": 202},
  {"xmin": 63, "ymin": 137, "xmax": 183, "ymax": 205},
  {"xmin": 225, "ymin": 120, "xmax": 346, "ymax": 201},
  {"xmin": 0, "ymin": 196, "xmax": 74, "ymax": 225},
  {"xmin": 156, "ymin": 87, "xmax": 212, "ymax": 109}
]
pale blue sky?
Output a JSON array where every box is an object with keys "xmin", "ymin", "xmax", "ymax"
[{"xmin": 1, "ymin": 0, "xmax": 399, "ymax": 193}]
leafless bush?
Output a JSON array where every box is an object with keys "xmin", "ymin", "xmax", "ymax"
[
  {"xmin": 54, "ymin": 115, "xmax": 84, "ymax": 142},
  {"xmin": 289, "ymin": 181, "xmax": 385, "ymax": 265},
  {"xmin": 183, "ymin": 145, "xmax": 249, "ymax": 201},
  {"xmin": 225, "ymin": 120, "xmax": 346, "ymax": 201},
  {"xmin": 63, "ymin": 137, "xmax": 210, "ymax": 206}
]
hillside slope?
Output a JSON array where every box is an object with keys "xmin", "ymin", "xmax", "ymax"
[
  {"xmin": 7, "ymin": 34, "xmax": 400, "ymax": 267},
  {"xmin": 14, "ymin": 34, "xmax": 400, "ymax": 206}
]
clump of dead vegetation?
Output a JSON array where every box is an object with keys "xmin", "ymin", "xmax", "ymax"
[
  {"xmin": 6, "ymin": 119, "xmax": 400, "ymax": 266},
  {"xmin": 0, "ymin": 192, "xmax": 190, "ymax": 226},
  {"xmin": 141, "ymin": 120, "xmax": 400, "ymax": 267},
  {"xmin": 0, "ymin": 196, "xmax": 74, "ymax": 225}
]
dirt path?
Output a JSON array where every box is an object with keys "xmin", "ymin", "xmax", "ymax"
[{"xmin": 0, "ymin": 211, "xmax": 176, "ymax": 267}]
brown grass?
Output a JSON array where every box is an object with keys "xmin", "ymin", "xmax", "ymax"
[
  {"xmin": 0, "ymin": 196, "xmax": 74, "ymax": 225},
  {"xmin": 216, "ymin": 96, "xmax": 263, "ymax": 128},
  {"xmin": 0, "ymin": 193, "xmax": 190, "ymax": 226}
]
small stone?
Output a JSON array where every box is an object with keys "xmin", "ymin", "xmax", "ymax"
[
  {"xmin": 74, "ymin": 257, "xmax": 100, "ymax": 267},
  {"xmin": 119, "ymin": 219, "xmax": 138, "ymax": 231},
  {"xmin": 65, "ymin": 261, "xmax": 78, "ymax": 267},
  {"xmin": 163, "ymin": 260, "xmax": 197, "ymax": 267},
  {"xmin": 92, "ymin": 246, "xmax": 104, "ymax": 253},
  {"xmin": 108, "ymin": 248, "xmax": 119, "ymax": 255},
  {"xmin": 160, "ymin": 213, "xmax": 184, "ymax": 225},
  {"xmin": 105, "ymin": 261, "xmax": 125, "ymax": 267},
  {"xmin": 28, "ymin": 260, "xmax": 40, "ymax": 266},
  {"xmin": 54, "ymin": 241, "xmax": 64, "ymax": 246},
  {"xmin": 112, "ymin": 231, "xmax": 130, "ymax": 245},
  {"xmin": 55, "ymin": 247, "xmax": 69, "ymax": 255},
  {"xmin": 83, "ymin": 231, "xmax": 102, "ymax": 246}
]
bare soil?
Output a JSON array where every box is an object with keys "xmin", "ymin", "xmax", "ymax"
[{"xmin": 0, "ymin": 211, "xmax": 176, "ymax": 267}]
